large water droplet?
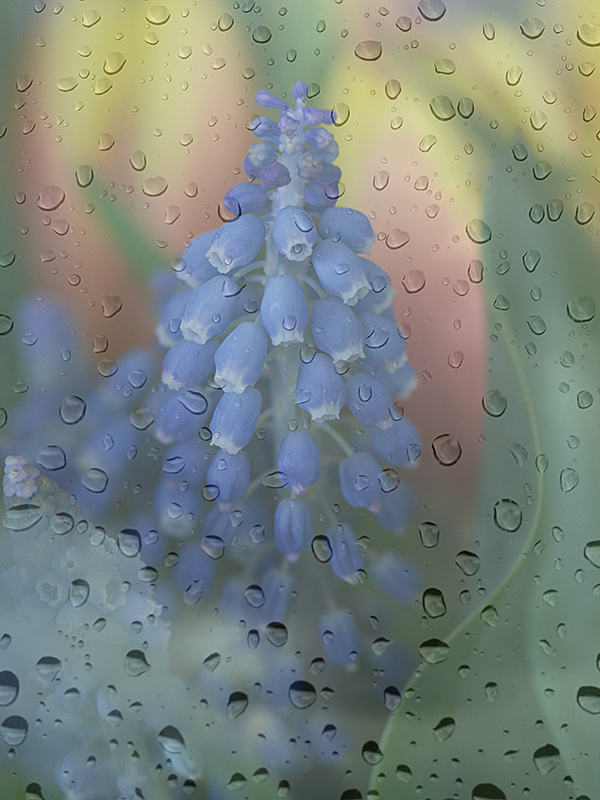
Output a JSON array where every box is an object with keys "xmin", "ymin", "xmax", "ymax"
[
  {"xmin": 75, "ymin": 165, "xmax": 94, "ymax": 188},
  {"xmin": 59, "ymin": 395, "xmax": 86, "ymax": 424},
  {"xmin": 423, "ymin": 588, "xmax": 447, "ymax": 617},
  {"xmin": 466, "ymin": 219, "xmax": 492, "ymax": 243},
  {"xmin": 430, "ymin": 95, "xmax": 455, "ymax": 120},
  {"xmin": 355, "ymin": 40, "xmax": 382, "ymax": 61},
  {"xmin": 362, "ymin": 740, "xmax": 384, "ymax": 765},
  {"xmin": 218, "ymin": 13, "xmax": 234, "ymax": 31},
  {"xmin": 101, "ymin": 295, "xmax": 123, "ymax": 318},
  {"xmin": 373, "ymin": 170, "xmax": 389, "ymax": 190},
  {"xmin": 530, "ymin": 110, "xmax": 548, "ymax": 130},
  {"xmin": 252, "ymin": 26, "xmax": 272, "ymax": 43},
  {"xmin": 577, "ymin": 685, "xmax": 600, "ymax": 713},
  {"xmin": 387, "ymin": 229, "xmax": 410, "ymax": 249},
  {"xmin": 385, "ymin": 79, "xmax": 401, "ymax": 99},
  {"xmin": 493, "ymin": 498, "xmax": 522, "ymax": 532},
  {"xmin": 419, "ymin": 135, "xmax": 437, "ymax": 152},
  {"xmin": 104, "ymin": 52, "xmax": 126, "ymax": 74},
  {"xmin": 419, "ymin": 521, "xmax": 439, "ymax": 548},
  {"xmin": 81, "ymin": 10, "xmax": 101, "ymax": 27},
  {"xmin": 435, "ymin": 59, "xmax": 455, "ymax": 74},
  {"xmin": 146, "ymin": 5, "xmax": 170, "ymax": 24},
  {"xmin": 37, "ymin": 185, "xmax": 65, "ymax": 211},
  {"xmin": 124, "ymin": 649, "xmax": 151, "ymax": 677},
  {"xmin": 69, "ymin": 579, "xmax": 90, "ymax": 607},
  {"xmin": 57, "ymin": 77, "xmax": 77, "ymax": 92},
  {"xmin": 520, "ymin": 18, "xmax": 545, "ymax": 39},
  {"xmin": 418, "ymin": 638, "xmax": 450, "ymax": 664},
  {"xmin": 567, "ymin": 296, "xmax": 596, "ymax": 322},
  {"xmin": 433, "ymin": 717, "xmax": 456, "ymax": 741},
  {"xmin": 575, "ymin": 202, "xmax": 595, "ymax": 225},
  {"xmin": 142, "ymin": 177, "xmax": 168, "ymax": 196},
  {"xmin": 0, "ymin": 672, "xmax": 19, "ymax": 706},
  {"xmin": 577, "ymin": 23, "xmax": 600, "ymax": 47},
  {"xmin": 289, "ymin": 680, "xmax": 317, "ymax": 708},
  {"xmin": 312, "ymin": 535, "xmax": 332, "ymax": 562},
  {"xmin": 227, "ymin": 691, "xmax": 249, "ymax": 718},
  {"xmin": 432, "ymin": 433, "xmax": 461, "ymax": 466},
  {"xmin": 418, "ymin": 0, "xmax": 446, "ymax": 21},
  {"xmin": 81, "ymin": 468, "xmax": 108, "ymax": 493},
  {"xmin": 560, "ymin": 468, "xmax": 579, "ymax": 492},
  {"xmin": 265, "ymin": 622, "xmax": 288, "ymax": 647},
  {"xmin": 35, "ymin": 656, "xmax": 61, "ymax": 685},
  {"xmin": 244, "ymin": 584, "xmax": 265, "ymax": 607},
  {"xmin": 158, "ymin": 725, "xmax": 186, "ymax": 754},
  {"xmin": 1, "ymin": 715, "xmax": 28, "ymax": 746},
  {"xmin": 472, "ymin": 783, "xmax": 506, "ymax": 799},
  {"xmin": 533, "ymin": 744, "xmax": 560, "ymax": 774},
  {"xmin": 118, "ymin": 529, "xmax": 141, "ymax": 557},
  {"xmin": 455, "ymin": 550, "xmax": 481, "ymax": 575}
]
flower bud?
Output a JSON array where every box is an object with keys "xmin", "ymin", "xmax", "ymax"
[
  {"xmin": 278, "ymin": 431, "xmax": 321, "ymax": 495},
  {"xmin": 311, "ymin": 239, "xmax": 370, "ymax": 305},
  {"xmin": 205, "ymin": 449, "xmax": 250, "ymax": 510},
  {"xmin": 274, "ymin": 497, "xmax": 313, "ymax": 561},
  {"xmin": 179, "ymin": 230, "xmax": 218, "ymax": 288},
  {"xmin": 209, "ymin": 386, "xmax": 262, "ymax": 454},
  {"xmin": 339, "ymin": 452, "xmax": 385, "ymax": 513},
  {"xmin": 327, "ymin": 524, "xmax": 364, "ymax": 585},
  {"xmin": 311, "ymin": 296, "xmax": 364, "ymax": 365},
  {"xmin": 272, "ymin": 206, "xmax": 318, "ymax": 261},
  {"xmin": 317, "ymin": 206, "xmax": 377, "ymax": 254},
  {"xmin": 180, "ymin": 276, "xmax": 240, "ymax": 345},
  {"xmin": 296, "ymin": 353, "xmax": 346, "ymax": 421},
  {"xmin": 360, "ymin": 311, "xmax": 407, "ymax": 373},
  {"xmin": 260, "ymin": 275, "xmax": 309, "ymax": 346},
  {"xmin": 207, "ymin": 215, "xmax": 266, "ymax": 274},
  {"xmin": 222, "ymin": 182, "xmax": 268, "ymax": 216},
  {"xmin": 161, "ymin": 338, "xmax": 218, "ymax": 390},
  {"xmin": 345, "ymin": 372, "xmax": 395, "ymax": 429},
  {"xmin": 213, "ymin": 321, "xmax": 269, "ymax": 394}
]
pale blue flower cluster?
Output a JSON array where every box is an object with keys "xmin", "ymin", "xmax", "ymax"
[{"xmin": 0, "ymin": 82, "xmax": 422, "ymax": 800}]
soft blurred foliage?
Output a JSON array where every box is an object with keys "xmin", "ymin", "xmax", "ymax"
[{"xmin": 1, "ymin": 0, "xmax": 600, "ymax": 798}]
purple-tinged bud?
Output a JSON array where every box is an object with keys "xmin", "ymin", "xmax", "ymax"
[
  {"xmin": 296, "ymin": 154, "xmax": 323, "ymax": 181},
  {"xmin": 209, "ymin": 386, "xmax": 262, "ymax": 454},
  {"xmin": 273, "ymin": 206, "xmax": 318, "ymax": 261},
  {"xmin": 360, "ymin": 312, "xmax": 407, "ymax": 373},
  {"xmin": 205, "ymin": 449, "xmax": 250, "ymax": 510},
  {"xmin": 155, "ymin": 289, "xmax": 192, "ymax": 347},
  {"xmin": 304, "ymin": 127, "xmax": 335, "ymax": 150},
  {"xmin": 260, "ymin": 162, "xmax": 292, "ymax": 191},
  {"xmin": 327, "ymin": 524, "xmax": 364, "ymax": 585},
  {"xmin": 345, "ymin": 372, "xmax": 395, "ymax": 429},
  {"xmin": 260, "ymin": 275, "xmax": 309, "ymax": 346},
  {"xmin": 154, "ymin": 390, "xmax": 210, "ymax": 444},
  {"xmin": 296, "ymin": 352, "xmax": 346, "ymax": 421},
  {"xmin": 248, "ymin": 116, "xmax": 280, "ymax": 140},
  {"xmin": 278, "ymin": 431, "xmax": 321, "ymax": 495},
  {"xmin": 180, "ymin": 275, "xmax": 240, "ymax": 345},
  {"xmin": 317, "ymin": 207, "xmax": 377, "ymax": 254},
  {"xmin": 177, "ymin": 230, "xmax": 218, "ymax": 288},
  {"xmin": 303, "ymin": 106, "xmax": 336, "ymax": 126},
  {"xmin": 311, "ymin": 296, "xmax": 364, "ymax": 364},
  {"xmin": 292, "ymin": 81, "xmax": 308, "ymax": 101},
  {"xmin": 3, "ymin": 456, "xmax": 39, "ymax": 500},
  {"xmin": 161, "ymin": 338, "xmax": 218, "ymax": 390},
  {"xmin": 311, "ymin": 239, "xmax": 370, "ymax": 305},
  {"xmin": 339, "ymin": 452, "xmax": 386, "ymax": 512},
  {"xmin": 368, "ymin": 416, "xmax": 421, "ymax": 467},
  {"xmin": 248, "ymin": 141, "xmax": 278, "ymax": 167},
  {"xmin": 223, "ymin": 183, "xmax": 268, "ymax": 216},
  {"xmin": 243, "ymin": 155, "xmax": 260, "ymax": 181},
  {"xmin": 279, "ymin": 115, "xmax": 300, "ymax": 135},
  {"xmin": 207, "ymin": 215, "xmax": 266, "ymax": 274},
  {"xmin": 213, "ymin": 321, "xmax": 269, "ymax": 393},
  {"xmin": 370, "ymin": 552, "xmax": 421, "ymax": 602},
  {"xmin": 255, "ymin": 90, "xmax": 289, "ymax": 110},
  {"xmin": 319, "ymin": 609, "xmax": 361, "ymax": 668},
  {"xmin": 303, "ymin": 179, "xmax": 340, "ymax": 208},
  {"xmin": 354, "ymin": 261, "xmax": 396, "ymax": 313},
  {"xmin": 274, "ymin": 497, "xmax": 313, "ymax": 562}
]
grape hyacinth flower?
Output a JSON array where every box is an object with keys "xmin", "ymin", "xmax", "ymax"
[{"xmin": 0, "ymin": 83, "xmax": 421, "ymax": 800}]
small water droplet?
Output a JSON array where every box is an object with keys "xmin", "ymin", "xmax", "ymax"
[
  {"xmin": 387, "ymin": 229, "xmax": 410, "ymax": 249},
  {"xmin": 75, "ymin": 165, "xmax": 94, "ymax": 188},
  {"xmin": 57, "ymin": 77, "xmax": 77, "ymax": 92},
  {"xmin": 390, "ymin": 115, "xmax": 403, "ymax": 130},
  {"xmin": 158, "ymin": 725, "xmax": 186, "ymax": 754},
  {"xmin": 396, "ymin": 16, "xmax": 411, "ymax": 32},
  {"xmin": 252, "ymin": 25, "xmax": 272, "ymax": 43},
  {"xmin": 81, "ymin": 468, "xmax": 108, "ymax": 493},
  {"xmin": 94, "ymin": 78, "xmax": 113, "ymax": 95},
  {"xmin": 98, "ymin": 133, "xmax": 115, "ymax": 151},
  {"xmin": 455, "ymin": 550, "xmax": 480, "ymax": 575},
  {"xmin": 402, "ymin": 269, "xmax": 425, "ymax": 293},
  {"xmin": 418, "ymin": 0, "xmax": 446, "ymax": 21},
  {"xmin": 1, "ymin": 715, "xmax": 28, "ymax": 746},
  {"xmin": 447, "ymin": 351, "xmax": 464, "ymax": 368},
  {"xmin": 265, "ymin": 622, "xmax": 288, "ymax": 647},
  {"xmin": 36, "ymin": 445, "xmax": 67, "ymax": 470},
  {"xmin": 218, "ymin": 13, "xmax": 234, "ymax": 31},
  {"xmin": 0, "ymin": 672, "xmax": 19, "ymax": 706},
  {"xmin": 432, "ymin": 433, "xmax": 461, "ymax": 466},
  {"xmin": 362, "ymin": 740, "xmax": 384, "ymax": 765},
  {"xmin": 575, "ymin": 202, "xmax": 595, "ymax": 225},
  {"xmin": 419, "ymin": 521, "xmax": 439, "ymax": 548},
  {"xmin": 244, "ymin": 584, "xmax": 265, "ymax": 607},
  {"xmin": 482, "ymin": 22, "xmax": 496, "ymax": 40},
  {"xmin": 419, "ymin": 134, "xmax": 437, "ymax": 152},
  {"xmin": 125, "ymin": 649, "xmax": 151, "ymax": 677},
  {"xmin": 577, "ymin": 685, "xmax": 600, "ymax": 713},
  {"xmin": 81, "ymin": 9, "xmax": 101, "ymax": 27},
  {"xmin": 434, "ymin": 58, "xmax": 455, "ymax": 74},
  {"xmin": 418, "ymin": 638, "xmax": 449, "ymax": 664},
  {"xmin": 101, "ymin": 295, "xmax": 123, "ymax": 318},
  {"xmin": 530, "ymin": 110, "xmax": 548, "ymax": 130},
  {"xmin": 312, "ymin": 535, "xmax": 332, "ymax": 562},
  {"xmin": 423, "ymin": 588, "xmax": 447, "ymax": 617},
  {"xmin": 59, "ymin": 395, "xmax": 86, "ymax": 424},
  {"xmin": 560, "ymin": 468, "xmax": 579, "ymax": 493},
  {"xmin": 355, "ymin": 40, "xmax": 382, "ymax": 61},
  {"xmin": 433, "ymin": 717, "xmax": 456, "ymax": 741},
  {"xmin": 383, "ymin": 685, "xmax": 401, "ymax": 710},
  {"xmin": 373, "ymin": 170, "xmax": 389, "ymax": 190},
  {"xmin": 118, "ymin": 529, "xmax": 141, "ymax": 557}
]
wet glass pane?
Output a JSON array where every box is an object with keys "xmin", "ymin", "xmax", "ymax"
[{"xmin": 0, "ymin": 1, "xmax": 598, "ymax": 799}]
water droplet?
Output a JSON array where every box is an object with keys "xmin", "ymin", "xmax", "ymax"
[
  {"xmin": 158, "ymin": 726, "xmax": 186, "ymax": 754},
  {"xmin": 355, "ymin": 40, "xmax": 382, "ymax": 61},
  {"xmin": 390, "ymin": 115, "xmax": 403, "ymax": 130},
  {"xmin": 527, "ymin": 315, "xmax": 546, "ymax": 335},
  {"xmin": 383, "ymin": 685, "xmax": 401, "ymax": 710},
  {"xmin": 312, "ymin": 535, "xmax": 332, "ymax": 562},
  {"xmin": 1, "ymin": 715, "xmax": 28, "ymax": 746},
  {"xmin": 423, "ymin": 588, "xmax": 447, "ymax": 617},
  {"xmin": 118, "ymin": 529, "xmax": 141, "ymax": 557},
  {"xmin": 575, "ymin": 685, "xmax": 600, "ymax": 715},
  {"xmin": 0, "ymin": 314, "xmax": 13, "ymax": 335},
  {"xmin": 129, "ymin": 150, "xmax": 147, "ymax": 171},
  {"xmin": 81, "ymin": 468, "xmax": 108, "ymax": 493},
  {"xmin": 75, "ymin": 165, "xmax": 94, "ymax": 188},
  {"xmin": 69, "ymin": 578, "xmax": 90, "ymax": 607},
  {"xmin": 533, "ymin": 161, "xmax": 552, "ymax": 180},
  {"xmin": 265, "ymin": 622, "xmax": 288, "ymax": 647},
  {"xmin": 252, "ymin": 26, "xmax": 272, "ymax": 43},
  {"xmin": 482, "ymin": 23, "xmax": 496, "ymax": 40},
  {"xmin": 286, "ymin": 48, "xmax": 297, "ymax": 62},
  {"xmin": 101, "ymin": 295, "xmax": 123, "ymax": 318},
  {"xmin": 16, "ymin": 74, "xmax": 33, "ymax": 92},
  {"xmin": 430, "ymin": 95, "xmax": 455, "ymax": 121},
  {"xmin": 98, "ymin": 133, "xmax": 115, "ymax": 151},
  {"xmin": 35, "ymin": 657, "xmax": 61, "ymax": 686},
  {"xmin": 567, "ymin": 296, "xmax": 596, "ymax": 322},
  {"xmin": 104, "ymin": 52, "xmax": 126, "ymax": 74},
  {"xmin": 362, "ymin": 740, "xmax": 384, "ymax": 765},
  {"xmin": 36, "ymin": 445, "xmax": 66, "ymax": 471},
  {"xmin": 373, "ymin": 170, "xmax": 390, "ymax": 190},
  {"xmin": 468, "ymin": 259, "xmax": 483, "ymax": 282},
  {"xmin": 387, "ymin": 229, "xmax": 410, "ymax": 250},
  {"xmin": 530, "ymin": 110, "xmax": 548, "ymax": 130},
  {"xmin": 146, "ymin": 5, "xmax": 170, "ymax": 24},
  {"xmin": 94, "ymin": 78, "xmax": 112, "ymax": 95},
  {"xmin": 81, "ymin": 9, "xmax": 101, "ymax": 27},
  {"xmin": 577, "ymin": 23, "xmax": 600, "ymax": 47},
  {"xmin": 493, "ymin": 498, "xmax": 522, "ymax": 532},
  {"xmin": 533, "ymin": 743, "xmax": 560, "ymax": 775},
  {"xmin": 448, "ymin": 350, "xmax": 464, "ymax": 368},
  {"xmin": 218, "ymin": 13, "xmax": 234, "ymax": 31},
  {"xmin": 179, "ymin": 45, "xmax": 192, "ymax": 59},
  {"xmin": 529, "ymin": 204, "xmax": 545, "ymax": 223},
  {"xmin": 466, "ymin": 218, "xmax": 492, "ymax": 243},
  {"xmin": 418, "ymin": 638, "xmax": 449, "ymax": 664},
  {"xmin": 396, "ymin": 16, "xmax": 411, "ymax": 32},
  {"xmin": 577, "ymin": 390, "xmax": 593, "ymax": 409},
  {"xmin": 0, "ymin": 672, "xmax": 19, "ymax": 706},
  {"xmin": 522, "ymin": 250, "xmax": 541, "ymax": 272},
  {"xmin": 244, "ymin": 584, "xmax": 265, "ymax": 607},
  {"xmin": 560, "ymin": 468, "xmax": 579, "ymax": 493},
  {"xmin": 142, "ymin": 177, "xmax": 168, "ymax": 196},
  {"xmin": 400, "ymin": 270, "xmax": 424, "ymax": 294},
  {"xmin": 419, "ymin": 521, "xmax": 439, "ymax": 548},
  {"xmin": 37, "ymin": 185, "xmax": 65, "ymax": 211},
  {"xmin": 124, "ymin": 649, "xmax": 150, "ymax": 677},
  {"xmin": 385, "ymin": 79, "xmax": 401, "ymax": 99},
  {"xmin": 289, "ymin": 680, "xmax": 316, "ymax": 708},
  {"xmin": 455, "ymin": 550, "xmax": 480, "ymax": 575},
  {"xmin": 434, "ymin": 58, "xmax": 455, "ymax": 74},
  {"xmin": 493, "ymin": 295, "xmax": 510, "ymax": 311},
  {"xmin": 0, "ymin": 251, "xmax": 15, "ymax": 268},
  {"xmin": 520, "ymin": 18, "xmax": 545, "ymax": 39},
  {"xmin": 575, "ymin": 202, "xmax": 595, "ymax": 225},
  {"xmin": 418, "ymin": 0, "xmax": 446, "ymax": 21},
  {"xmin": 432, "ymin": 433, "xmax": 461, "ymax": 466},
  {"xmin": 433, "ymin": 717, "xmax": 456, "ymax": 741},
  {"xmin": 57, "ymin": 77, "xmax": 77, "ymax": 92},
  {"xmin": 59, "ymin": 395, "xmax": 86, "ymax": 424},
  {"xmin": 419, "ymin": 134, "xmax": 437, "ymax": 152}
]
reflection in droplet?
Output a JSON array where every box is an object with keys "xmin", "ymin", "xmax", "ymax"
[
  {"xmin": 35, "ymin": 656, "xmax": 62, "ymax": 685},
  {"xmin": 0, "ymin": 672, "xmax": 19, "ymax": 706},
  {"xmin": 118, "ymin": 529, "xmax": 142, "ymax": 557},
  {"xmin": 69, "ymin": 579, "xmax": 90, "ymax": 607},
  {"xmin": 289, "ymin": 680, "xmax": 317, "ymax": 708},
  {"xmin": 362, "ymin": 740, "xmax": 384, "ymax": 764},
  {"xmin": 158, "ymin": 725, "xmax": 185, "ymax": 754},
  {"xmin": 1, "ymin": 716, "xmax": 28, "ymax": 746},
  {"xmin": 577, "ymin": 685, "xmax": 600, "ymax": 714},
  {"xmin": 265, "ymin": 622, "xmax": 288, "ymax": 647},
  {"xmin": 433, "ymin": 717, "xmax": 456, "ymax": 741},
  {"xmin": 533, "ymin": 744, "xmax": 561, "ymax": 775},
  {"xmin": 355, "ymin": 40, "xmax": 382, "ymax": 61}
]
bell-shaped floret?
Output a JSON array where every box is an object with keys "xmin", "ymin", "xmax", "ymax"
[
  {"xmin": 303, "ymin": 174, "xmax": 341, "ymax": 209},
  {"xmin": 311, "ymin": 239, "xmax": 370, "ymax": 306},
  {"xmin": 375, "ymin": 481, "xmax": 413, "ymax": 535},
  {"xmin": 311, "ymin": 296, "xmax": 364, "ymax": 364},
  {"xmin": 304, "ymin": 127, "xmax": 335, "ymax": 151},
  {"xmin": 278, "ymin": 431, "xmax": 321, "ymax": 495},
  {"xmin": 297, "ymin": 153, "xmax": 323, "ymax": 181},
  {"xmin": 296, "ymin": 352, "xmax": 346, "ymax": 421},
  {"xmin": 209, "ymin": 386, "xmax": 262, "ymax": 454},
  {"xmin": 155, "ymin": 289, "xmax": 192, "ymax": 346},
  {"xmin": 205, "ymin": 449, "xmax": 250, "ymax": 510},
  {"xmin": 178, "ymin": 230, "xmax": 218, "ymax": 288},
  {"xmin": 180, "ymin": 276, "xmax": 240, "ymax": 345},
  {"xmin": 327, "ymin": 524, "xmax": 364, "ymax": 585},
  {"xmin": 207, "ymin": 215, "xmax": 265, "ymax": 274},
  {"xmin": 260, "ymin": 162, "xmax": 292, "ymax": 191},
  {"xmin": 317, "ymin": 207, "xmax": 376, "ymax": 254},
  {"xmin": 161, "ymin": 338, "xmax": 218, "ymax": 390},
  {"xmin": 360, "ymin": 312, "xmax": 407, "ymax": 373},
  {"xmin": 345, "ymin": 372, "xmax": 395, "ymax": 429},
  {"xmin": 319, "ymin": 609, "xmax": 361, "ymax": 669},
  {"xmin": 339, "ymin": 452, "xmax": 385, "ymax": 513},
  {"xmin": 354, "ymin": 260, "xmax": 396, "ymax": 314},
  {"xmin": 368, "ymin": 415, "xmax": 421, "ymax": 467},
  {"xmin": 213, "ymin": 321, "xmax": 269, "ymax": 393},
  {"xmin": 223, "ymin": 182, "xmax": 268, "ymax": 216},
  {"xmin": 260, "ymin": 274, "xmax": 309, "ymax": 346},
  {"xmin": 247, "ymin": 141, "xmax": 278, "ymax": 167},
  {"xmin": 155, "ymin": 390, "xmax": 210, "ymax": 444},
  {"xmin": 248, "ymin": 116, "xmax": 281, "ymax": 141},
  {"xmin": 255, "ymin": 89, "xmax": 289, "ymax": 110},
  {"xmin": 272, "ymin": 206, "xmax": 318, "ymax": 262},
  {"xmin": 370, "ymin": 552, "xmax": 421, "ymax": 602},
  {"xmin": 292, "ymin": 81, "xmax": 308, "ymax": 101},
  {"xmin": 303, "ymin": 106, "xmax": 336, "ymax": 127},
  {"xmin": 274, "ymin": 497, "xmax": 313, "ymax": 562}
]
